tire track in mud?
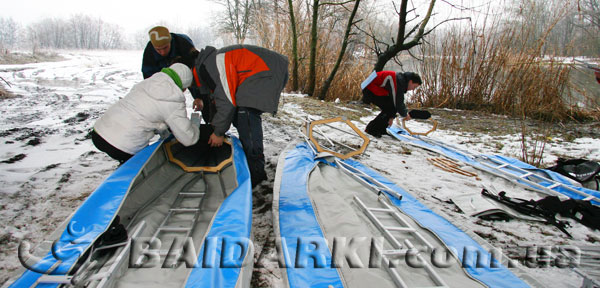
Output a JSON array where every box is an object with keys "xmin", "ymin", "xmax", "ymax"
[
  {"xmin": 0, "ymin": 51, "xmax": 145, "ymax": 285},
  {"xmin": 249, "ymin": 117, "xmax": 298, "ymax": 287},
  {"xmin": 0, "ymin": 150, "xmax": 116, "ymax": 285}
]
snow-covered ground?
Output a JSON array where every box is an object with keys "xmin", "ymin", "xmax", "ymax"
[{"xmin": 1, "ymin": 50, "xmax": 599, "ymax": 287}]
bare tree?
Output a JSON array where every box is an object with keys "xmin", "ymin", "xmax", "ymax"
[
  {"xmin": 47, "ymin": 18, "xmax": 68, "ymax": 48},
  {"xmin": 507, "ymin": 0, "xmax": 570, "ymax": 54},
  {"xmin": 306, "ymin": 0, "xmax": 320, "ymax": 96},
  {"xmin": 23, "ymin": 15, "xmax": 125, "ymax": 50},
  {"xmin": 286, "ymin": 0, "xmax": 300, "ymax": 91},
  {"xmin": 100, "ymin": 23, "xmax": 124, "ymax": 49},
  {"xmin": 576, "ymin": 0, "xmax": 600, "ymax": 54},
  {"xmin": 578, "ymin": 0, "xmax": 600, "ymax": 29},
  {"xmin": 186, "ymin": 26, "xmax": 218, "ymax": 48},
  {"xmin": 25, "ymin": 26, "xmax": 39, "ymax": 54},
  {"xmin": 0, "ymin": 17, "xmax": 19, "ymax": 51},
  {"xmin": 70, "ymin": 14, "xmax": 93, "ymax": 49},
  {"xmin": 306, "ymin": 0, "xmax": 355, "ymax": 96},
  {"xmin": 361, "ymin": 0, "xmax": 438, "ymax": 71},
  {"xmin": 213, "ymin": 0, "xmax": 255, "ymax": 44},
  {"xmin": 317, "ymin": 0, "xmax": 361, "ymax": 100}
]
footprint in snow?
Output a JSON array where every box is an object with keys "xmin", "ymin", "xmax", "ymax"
[{"xmin": 1, "ymin": 154, "xmax": 26, "ymax": 164}]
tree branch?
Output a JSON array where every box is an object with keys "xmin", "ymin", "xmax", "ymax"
[
  {"xmin": 424, "ymin": 17, "xmax": 472, "ymax": 36},
  {"xmin": 320, "ymin": 0, "xmax": 354, "ymax": 6}
]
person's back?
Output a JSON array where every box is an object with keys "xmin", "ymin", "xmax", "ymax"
[
  {"xmin": 362, "ymin": 71, "xmax": 421, "ymax": 138},
  {"xmin": 192, "ymin": 44, "xmax": 289, "ymax": 187},
  {"xmin": 93, "ymin": 63, "xmax": 199, "ymax": 162},
  {"xmin": 194, "ymin": 45, "xmax": 289, "ymax": 133},
  {"xmin": 364, "ymin": 71, "xmax": 398, "ymax": 97}
]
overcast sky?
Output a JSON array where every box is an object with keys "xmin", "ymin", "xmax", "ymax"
[
  {"xmin": 1, "ymin": 0, "xmax": 222, "ymax": 33},
  {"xmin": 2, "ymin": 0, "xmax": 501, "ymax": 35}
]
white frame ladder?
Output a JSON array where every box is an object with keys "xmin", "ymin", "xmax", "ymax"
[
  {"xmin": 148, "ymin": 173, "xmax": 208, "ymax": 266},
  {"xmin": 399, "ymin": 131, "xmax": 600, "ymax": 203},
  {"xmin": 335, "ymin": 159, "xmax": 403, "ymax": 200},
  {"xmin": 354, "ymin": 195, "xmax": 449, "ymax": 288},
  {"xmin": 32, "ymin": 221, "xmax": 146, "ymax": 288},
  {"xmin": 475, "ymin": 154, "xmax": 600, "ymax": 203}
]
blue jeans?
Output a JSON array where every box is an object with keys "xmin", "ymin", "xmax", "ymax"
[{"xmin": 233, "ymin": 107, "xmax": 267, "ymax": 187}]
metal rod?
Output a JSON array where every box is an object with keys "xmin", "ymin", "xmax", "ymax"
[
  {"xmin": 218, "ymin": 170, "xmax": 228, "ymax": 198},
  {"xmin": 305, "ymin": 116, "xmax": 359, "ymax": 137},
  {"xmin": 336, "ymin": 159, "xmax": 403, "ymax": 200}
]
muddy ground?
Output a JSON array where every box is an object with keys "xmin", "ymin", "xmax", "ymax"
[{"xmin": 1, "ymin": 51, "xmax": 599, "ymax": 287}]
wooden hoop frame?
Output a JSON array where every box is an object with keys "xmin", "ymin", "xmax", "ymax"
[
  {"xmin": 307, "ymin": 117, "xmax": 370, "ymax": 159},
  {"xmin": 165, "ymin": 139, "xmax": 233, "ymax": 173},
  {"xmin": 397, "ymin": 117, "xmax": 438, "ymax": 136}
]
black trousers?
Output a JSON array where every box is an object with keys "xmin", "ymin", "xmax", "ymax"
[
  {"xmin": 233, "ymin": 107, "xmax": 267, "ymax": 187},
  {"xmin": 198, "ymin": 93, "xmax": 215, "ymax": 124},
  {"xmin": 362, "ymin": 90, "xmax": 395, "ymax": 137},
  {"xmin": 91, "ymin": 130, "xmax": 133, "ymax": 164}
]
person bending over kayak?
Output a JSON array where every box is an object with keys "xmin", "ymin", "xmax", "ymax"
[{"xmin": 92, "ymin": 63, "xmax": 199, "ymax": 164}]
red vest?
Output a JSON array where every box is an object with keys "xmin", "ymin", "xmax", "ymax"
[{"xmin": 365, "ymin": 71, "xmax": 397, "ymax": 97}]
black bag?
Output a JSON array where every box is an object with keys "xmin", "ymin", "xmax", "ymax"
[
  {"xmin": 408, "ymin": 109, "xmax": 431, "ymax": 120},
  {"xmin": 548, "ymin": 158, "xmax": 600, "ymax": 190},
  {"xmin": 483, "ymin": 190, "xmax": 600, "ymax": 236},
  {"xmin": 481, "ymin": 190, "xmax": 572, "ymax": 237},
  {"xmin": 559, "ymin": 199, "xmax": 600, "ymax": 230},
  {"xmin": 536, "ymin": 196, "xmax": 600, "ymax": 231}
]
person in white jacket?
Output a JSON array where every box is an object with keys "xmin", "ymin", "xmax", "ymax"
[{"xmin": 91, "ymin": 63, "xmax": 199, "ymax": 163}]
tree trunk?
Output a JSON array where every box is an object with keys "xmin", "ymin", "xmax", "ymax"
[
  {"xmin": 286, "ymin": 0, "xmax": 299, "ymax": 91},
  {"xmin": 307, "ymin": 0, "xmax": 319, "ymax": 96},
  {"xmin": 318, "ymin": 0, "xmax": 361, "ymax": 100},
  {"xmin": 372, "ymin": 0, "xmax": 436, "ymax": 71}
]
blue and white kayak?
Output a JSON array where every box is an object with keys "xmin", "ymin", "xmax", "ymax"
[
  {"xmin": 273, "ymin": 141, "xmax": 537, "ymax": 288},
  {"xmin": 387, "ymin": 125, "xmax": 600, "ymax": 205},
  {"xmin": 8, "ymin": 135, "xmax": 253, "ymax": 288}
]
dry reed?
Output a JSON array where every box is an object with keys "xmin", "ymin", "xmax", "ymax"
[
  {"xmin": 251, "ymin": 2, "xmax": 372, "ymax": 101},
  {"xmin": 417, "ymin": 21, "xmax": 580, "ymax": 165}
]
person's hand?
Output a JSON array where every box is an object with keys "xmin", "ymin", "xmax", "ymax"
[
  {"xmin": 404, "ymin": 113, "xmax": 412, "ymax": 121},
  {"xmin": 387, "ymin": 117, "xmax": 394, "ymax": 127},
  {"xmin": 208, "ymin": 133, "xmax": 224, "ymax": 147},
  {"xmin": 193, "ymin": 98, "xmax": 204, "ymax": 111}
]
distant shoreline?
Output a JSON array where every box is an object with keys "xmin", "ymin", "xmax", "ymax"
[{"xmin": 0, "ymin": 50, "xmax": 65, "ymax": 65}]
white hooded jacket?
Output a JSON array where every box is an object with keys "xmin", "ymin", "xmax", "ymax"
[{"xmin": 94, "ymin": 71, "xmax": 199, "ymax": 155}]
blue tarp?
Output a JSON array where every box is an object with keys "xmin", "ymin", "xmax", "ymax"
[
  {"xmin": 9, "ymin": 140, "xmax": 162, "ymax": 288},
  {"xmin": 387, "ymin": 125, "xmax": 600, "ymax": 205}
]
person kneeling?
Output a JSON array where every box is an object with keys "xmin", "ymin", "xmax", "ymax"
[{"xmin": 92, "ymin": 63, "xmax": 199, "ymax": 164}]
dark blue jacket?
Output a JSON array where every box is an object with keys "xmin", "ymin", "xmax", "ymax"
[
  {"xmin": 141, "ymin": 33, "xmax": 202, "ymax": 99},
  {"xmin": 142, "ymin": 33, "xmax": 195, "ymax": 78}
]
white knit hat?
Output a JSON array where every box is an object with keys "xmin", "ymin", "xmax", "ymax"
[{"xmin": 169, "ymin": 63, "xmax": 193, "ymax": 89}]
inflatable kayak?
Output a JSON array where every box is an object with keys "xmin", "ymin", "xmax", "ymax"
[{"xmin": 8, "ymin": 133, "xmax": 253, "ymax": 288}]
